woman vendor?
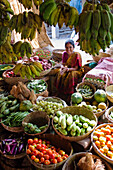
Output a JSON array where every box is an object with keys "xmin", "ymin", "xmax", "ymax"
[{"xmin": 55, "ymin": 39, "xmax": 84, "ymax": 95}]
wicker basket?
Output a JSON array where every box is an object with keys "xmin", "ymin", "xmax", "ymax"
[
  {"xmin": 32, "ymin": 48, "xmax": 52, "ymax": 60},
  {"xmin": 52, "ymin": 106, "xmax": 97, "ymax": 142},
  {"xmin": 76, "ymin": 82, "xmax": 96, "ymax": 100},
  {"xmin": 2, "ymin": 69, "xmax": 28, "ymax": 85},
  {"xmin": 1, "ymin": 122, "xmax": 24, "ymax": 133},
  {"xmin": 105, "ymin": 106, "xmax": 113, "ymax": 123},
  {"xmin": 52, "ymin": 49, "xmax": 65, "ymax": 61},
  {"xmin": 92, "ymin": 52, "xmax": 111, "ymax": 63},
  {"xmin": 91, "ymin": 123, "xmax": 113, "ymax": 164},
  {"xmin": 39, "ymin": 67, "xmax": 52, "ymax": 77},
  {"xmin": 26, "ymin": 133, "xmax": 73, "ymax": 170},
  {"xmin": 105, "ymin": 85, "xmax": 113, "ymax": 103},
  {"xmin": 62, "ymin": 152, "xmax": 112, "ymax": 170},
  {"xmin": 22, "ymin": 111, "xmax": 50, "ymax": 136}
]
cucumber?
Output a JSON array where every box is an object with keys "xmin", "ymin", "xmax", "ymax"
[
  {"xmin": 61, "ymin": 115, "xmax": 66, "ymax": 129},
  {"xmin": 58, "ymin": 127, "xmax": 67, "ymax": 136},
  {"xmin": 9, "ymin": 103, "xmax": 20, "ymax": 112}
]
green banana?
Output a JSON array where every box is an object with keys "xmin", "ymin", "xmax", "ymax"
[
  {"xmin": 39, "ymin": 0, "xmax": 54, "ymax": 15},
  {"xmin": 101, "ymin": 9, "xmax": 111, "ymax": 32},
  {"xmin": 92, "ymin": 10, "xmax": 101, "ymax": 30}
]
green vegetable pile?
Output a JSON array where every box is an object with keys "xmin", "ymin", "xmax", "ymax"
[
  {"xmin": 53, "ymin": 111, "xmax": 97, "ymax": 137},
  {"xmin": 33, "ymin": 100, "xmax": 64, "ymax": 118},
  {"xmin": 22, "ymin": 122, "xmax": 48, "ymax": 134},
  {"xmin": 0, "ymin": 95, "xmax": 20, "ymax": 119},
  {"xmin": 27, "ymin": 80, "xmax": 47, "ymax": 94},
  {"xmin": 1, "ymin": 111, "xmax": 29, "ymax": 127},
  {"xmin": 78, "ymin": 84, "xmax": 93, "ymax": 97},
  {"xmin": 1, "ymin": 65, "xmax": 13, "ymax": 70}
]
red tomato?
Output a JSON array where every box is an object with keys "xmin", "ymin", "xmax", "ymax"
[
  {"xmin": 59, "ymin": 150, "xmax": 65, "ymax": 156},
  {"xmin": 26, "ymin": 149, "xmax": 31, "ymax": 155},
  {"xmin": 32, "ymin": 143, "xmax": 37, "ymax": 147},
  {"xmin": 36, "ymin": 144, "xmax": 42, "ymax": 150},
  {"xmin": 106, "ymin": 135, "xmax": 111, "ymax": 141},
  {"xmin": 42, "ymin": 150, "xmax": 47, "ymax": 155},
  {"xmin": 28, "ymin": 139, "xmax": 34, "ymax": 145},
  {"xmin": 44, "ymin": 160, "xmax": 51, "ymax": 165},
  {"xmin": 42, "ymin": 144, "xmax": 47, "ymax": 148},
  {"xmin": 62, "ymin": 156, "xmax": 67, "ymax": 160},
  {"xmin": 64, "ymin": 154, "xmax": 69, "ymax": 158},
  {"xmin": 46, "ymin": 149, "xmax": 53, "ymax": 156},
  {"xmin": 33, "ymin": 149, "xmax": 39, "ymax": 156},
  {"xmin": 31, "ymin": 155, "xmax": 36, "ymax": 160},
  {"xmin": 34, "ymin": 158, "xmax": 39, "ymax": 163},
  {"xmin": 40, "ymin": 157, "xmax": 45, "ymax": 163},
  {"xmin": 42, "ymin": 140, "xmax": 46, "ymax": 144},
  {"xmin": 38, "ymin": 139, "xmax": 42, "ymax": 144},
  {"xmin": 38, "ymin": 152, "xmax": 44, "ymax": 158},
  {"xmin": 29, "ymin": 145, "xmax": 35, "ymax": 152},
  {"xmin": 40, "ymin": 147, "xmax": 46, "ymax": 152},
  {"xmin": 51, "ymin": 158, "xmax": 57, "ymax": 164},
  {"xmin": 50, "ymin": 153, "xmax": 55, "ymax": 159},
  {"xmin": 57, "ymin": 157, "xmax": 63, "ymax": 163},
  {"xmin": 33, "ymin": 138, "xmax": 38, "ymax": 144},
  {"xmin": 44, "ymin": 154, "xmax": 49, "ymax": 160}
]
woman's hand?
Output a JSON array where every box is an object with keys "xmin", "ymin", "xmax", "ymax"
[{"xmin": 60, "ymin": 66, "xmax": 68, "ymax": 75}]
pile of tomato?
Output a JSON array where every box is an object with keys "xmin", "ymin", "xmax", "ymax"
[
  {"xmin": 26, "ymin": 138, "xmax": 69, "ymax": 165},
  {"xmin": 93, "ymin": 124, "xmax": 113, "ymax": 159}
]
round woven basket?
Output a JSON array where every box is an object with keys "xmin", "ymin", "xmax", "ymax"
[
  {"xmin": 62, "ymin": 152, "xmax": 112, "ymax": 170},
  {"xmin": 32, "ymin": 48, "xmax": 52, "ymax": 60},
  {"xmin": 52, "ymin": 106, "xmax": 97, "ymax": 142},
  {"xmin": 1, "ymin": 122, "xmax": 24, "ymax": 133},
  {"xmin": 105, "ymin": 85, "xmax": 113, "ymax": 103},
  {"xmin": 26, "ymin": 133, "xmax": 73, "ymax": 170},
  {"xmin": 76, "ymin": 82, "xmax": 96, "ymax": 100},
  {"xmin": 105, "ymin": 106, "xmax": 113, "ymax": 123},
  {"xmin": 22, "ymin": 111, "xmax": 50, "ymax": 136},
  {"xmin": 91, "ymin": 123, "xmax": 113, "ymax": 164},
  {"xmin": 92, "ymin": 52, "xmax": 111, "ymax": 63},
  {"xmin": 2, "ymin": 69, "xmax": 28, "ymax": 85}
]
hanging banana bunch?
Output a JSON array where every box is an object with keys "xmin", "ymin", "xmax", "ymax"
[
  {"xmin": 39, "ymin": 0, "xmax": 79, "ymax": 29},
  {"xmin": 0, "ymin": 0, "xmax": 14, "ymax": 46},
  {"xmin": 0, "ymin": 32, "xmax": 17, "ymax": 63},
  {"xmin": 18, "ymin": 0, "xmax": 42, "ymax": 9},
  {"xmin": 77, "ymin": 1, "xmax": 113, "ymax": 56},
  {"xmin": 13, "ymin": 61, "xmax": 43, "ymax": 79},
  {"xmin": 13, "ymin": 41, "xmax": 32, "ymax": 59},
  {"xmin": 9, "ymin": 11, "xmax": 42, "ymax": 40}
]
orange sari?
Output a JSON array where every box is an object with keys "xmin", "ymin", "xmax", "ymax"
[{"xmin": 55, "ymin": 52, "xmax": 83, "ymax": 94}]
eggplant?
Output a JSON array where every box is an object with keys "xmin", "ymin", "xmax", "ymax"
[
  {"xmin": 3, "ymin": 150, "xmax": 6, "ymax": 154},
  {"xmin": 18, "ymin": 143, "xmax": 24, "ymax": 153},
  {"xmin": 14, "ymin": 146, "xmax": 18, "ymax": 155},
  {"xmin": 5, "ymin": 144, "xmax": 10, "ymax": 153},
  {"xmin": 8, "ymin": 139, "xmax": 17, "ymax": 145},
  {"xmin": 10, "ymin": 143, "xmax": 17, "ymax": 155},
  {"xmin": 4, "ymin": 139, "xmax": 13, "ymax": 142},
  {"xmin": 1, "ymin": 140, "xmax": 6, "ymax": 151}
]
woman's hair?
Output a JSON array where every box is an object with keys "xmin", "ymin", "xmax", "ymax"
[{"xmin": 65, "ymin": 39, "xmax": 75, "ymax": 48}]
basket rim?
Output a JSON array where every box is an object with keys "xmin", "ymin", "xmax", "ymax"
[
  {"xmin": 105, "ymin": 106, "xmax": 113, "ymax": 123},
  {"xmin": 0, "ymin": 149, "xmax": 26, "ymax": 159},
  {"xmin": 22, "ymin": 111, "xmax": 50, "ymax": 136},
  {"xmin": 76, "ymin": 82, "xmax": 96, "ymax": 100},
  {"xmin": 62, "ymin": 152, "xmax": 112, "ymax": 170},
  {"xmin": 91, "ymin": 123, "xmax": 113, "ymax": 164},
  {"xmin": 105, "ymin": 85, "xmax": 113, "ymax": 103},
  {"xmin": 52, "ymin": 106, "xmax": 97, "ymax": 142}
]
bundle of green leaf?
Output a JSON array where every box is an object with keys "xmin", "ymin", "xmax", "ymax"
[
  {"xmin": 1, "ymin": 111, "xmax": 29, "ymax": 127},
  {"xmin": 27, "ymin": 80, "xmax": 47, "ymax": 94}
]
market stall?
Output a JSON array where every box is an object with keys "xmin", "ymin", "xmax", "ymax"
[{"xmin": 0, "ymin": 0, "xmax": 113, "ymax": 170}]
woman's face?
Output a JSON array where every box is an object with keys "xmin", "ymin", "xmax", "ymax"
[{"xmin": 65, "ymin": 43, "xmax": 74, "ymax": 55}]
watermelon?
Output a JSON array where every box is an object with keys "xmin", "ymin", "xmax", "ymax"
[
  {"xmin": 71, "ymin": 92, "xmax": 83, "ymax": 104},
  {"xmin": 94, "ymin": 89, "xmax": 107, "ymax": 103}
]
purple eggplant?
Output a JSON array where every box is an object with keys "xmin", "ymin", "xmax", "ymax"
[
  {"xmin": 3, "ymin": 150, "xmax": 6, "ymax": 154},
  {"xmin": 18, "ymin": 143, "xmax": 24, "ymax": 153},
  {"xmin": 10, "ymin": 143, "xmax": 17, "ymax": 155},
  {"xmin": 4, "ymin": 139, "xmax": 13, "ymax": 142},
  {"xmin": 5, "ymin": 144, "xmax": 10, "ymax": 153},
  {"xmin": 8, "ymin": 139, "xmax": 17, "ymax": 146},
  {"xmin": 14, "ymin": 146, "xmax": 18, "ymax": 155}
]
